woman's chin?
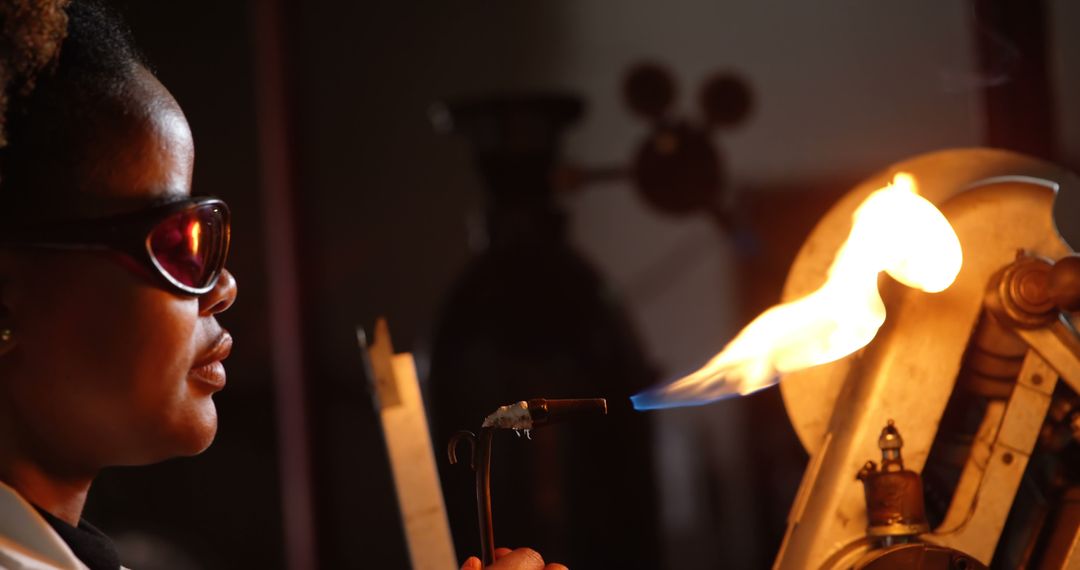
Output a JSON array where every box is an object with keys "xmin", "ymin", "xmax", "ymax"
[
  {"xmin": 149, "ymin": 400, "xmax": 219, "ymax": 461},
  {"xmin": 177, "ymin": 401, "xmax": 219, "ymax": 456},
  {"xmin": 119, "ymin": 413, "xmax": 217, "ymax": 466}
]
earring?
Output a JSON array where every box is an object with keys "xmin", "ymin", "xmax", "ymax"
[{"xmin": 0, "ymin": 328, "xmax": 14, "ymax": 355}]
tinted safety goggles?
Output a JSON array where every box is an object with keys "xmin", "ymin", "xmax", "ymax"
[{"xmin": 0, "ymin": 197, "xmax": 230, "ymax": 296}]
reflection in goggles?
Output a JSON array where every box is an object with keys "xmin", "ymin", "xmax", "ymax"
[
  {"xmin": 150, "ymin": 206, "xmax": 225, "ymax": 289},
  {"xmin": 189, "ymin": 219, "xmax": 202, "ymax": 255}
]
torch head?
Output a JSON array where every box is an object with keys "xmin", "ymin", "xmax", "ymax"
[{"xmin": 526, "ymin": 398, "xmax": 608, "ymax": 426}]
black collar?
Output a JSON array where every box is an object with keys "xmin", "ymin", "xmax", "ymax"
[{"xmin": 32, "ymin": 506, "xmax": 121, "ymax": 570}]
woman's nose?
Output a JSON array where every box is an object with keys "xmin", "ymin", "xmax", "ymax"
[{"xmin": 199, "ymin": 268, "xmax": 237, "ymax": 316}]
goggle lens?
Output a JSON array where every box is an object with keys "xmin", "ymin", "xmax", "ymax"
[{"xmin": 148, "ymin": 203, "xmax": 228, "ymax": 291}]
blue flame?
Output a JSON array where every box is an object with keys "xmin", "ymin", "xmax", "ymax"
[{"xmin": 630, "ymin": 374, "xmax": 779, "ymax": 411}]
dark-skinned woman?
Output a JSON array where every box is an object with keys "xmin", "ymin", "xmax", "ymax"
[
  {"xmin": 0, "ymin": 2, "xmax": 234, "ymax": 568},
  {"xmin": 0, "ymin": 2, "xmax": 564, "ymax": 569}
]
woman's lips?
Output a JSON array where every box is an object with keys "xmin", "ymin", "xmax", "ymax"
[
  {"xmin": 190, "ymin": 361, "xmax": 227, "ymax": 390},
  {"xmin": 191, "ymin": 332, "xmax": 233, "ymax": 390}
]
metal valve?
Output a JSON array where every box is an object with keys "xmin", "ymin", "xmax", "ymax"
[{"xmin": 857, "ymin": 420, "xmax": 931, "ymax": 539}]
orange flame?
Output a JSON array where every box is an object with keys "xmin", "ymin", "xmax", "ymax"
[
  {"xmin": 188, "ymin": 220, "xmax": 202, "ymax": 255},
  {"xmin": 632, "ymin": 173, "xmax": 962, "ymax": 409}
]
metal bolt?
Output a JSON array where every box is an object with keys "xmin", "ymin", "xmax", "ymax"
[
  {"xmin": 1002, "ymin": 452, "xmax": 1014, "ymax": 465},
  {"xmin": 1032, "ymin": 374, "xmax": 1044, "ymax": 386}
]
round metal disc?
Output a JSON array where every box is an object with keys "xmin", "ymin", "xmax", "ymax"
[{"xmin": 779, "ymin": 148, "xmax": 1080, "ymax": 453}]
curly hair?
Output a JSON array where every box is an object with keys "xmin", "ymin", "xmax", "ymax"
[
  {"xmin": 0, "ymin": 0, "xmax": 69, "ymax": 147},
  {"xmin": 0, "ymin": 0, "xmax": 144, "ymax": 197}
]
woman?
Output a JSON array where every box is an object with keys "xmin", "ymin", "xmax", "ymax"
[
  {"xmin": 0, "ymin": 1, "xmax": 235, "ymax": 568},
  {"xmin": 0, "ymin": 2, "xmax": 563, "ymax": 569}
]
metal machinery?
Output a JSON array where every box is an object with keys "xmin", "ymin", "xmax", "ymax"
[{"xmin": 774, "ymin": 148, "xmax": 1080, "ymax": 569}]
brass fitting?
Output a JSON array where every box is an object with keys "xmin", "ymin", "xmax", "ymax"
[{"xmin": 857, "ymin": 421, "xmax": 931, "ymax": 538}]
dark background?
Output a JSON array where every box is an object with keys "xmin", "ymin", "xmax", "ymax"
[{"xmin": 80, "ymin": 0, "xmax": 1080, "ymax": 568}]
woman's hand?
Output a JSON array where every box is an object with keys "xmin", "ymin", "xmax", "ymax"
[{"xmin": 461, "ymin": 547, "xmax": 568, "ymax": 570}]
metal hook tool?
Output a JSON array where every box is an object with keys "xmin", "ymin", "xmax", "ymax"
[
  {"xmin": 447, "ymin": 398, "xmax": 607, "ymax": 567},
  {"xmin": 448, "ymin": 428, "xmax": 495, "ymax": 565}
]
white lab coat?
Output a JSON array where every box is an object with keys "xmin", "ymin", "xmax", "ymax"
[{"xmin": 0, "ymin": 479, "xmax": 94, "ymax": 570}]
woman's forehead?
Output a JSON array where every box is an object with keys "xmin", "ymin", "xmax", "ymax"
[
  {"xmin": 8, "ymin": 67, "xmax": 195, "ymax": 223},
  {"xmin": 70, "ymin": 68, "xmax": 194, "ymax": 215}
]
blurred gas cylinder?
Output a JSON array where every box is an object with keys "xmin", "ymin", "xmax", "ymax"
[{"xmin": 427, "ymin": 93, "xmax": 662, "ymax": 568}]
